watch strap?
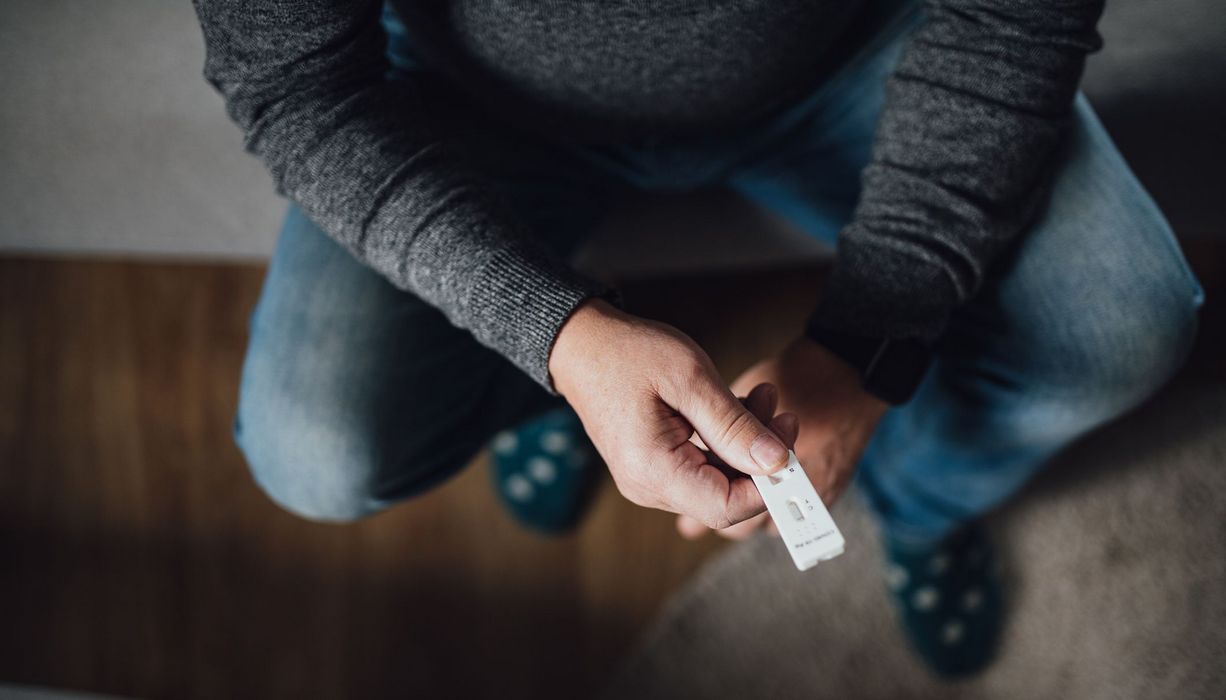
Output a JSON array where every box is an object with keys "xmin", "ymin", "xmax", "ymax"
[{"xmin": 804, "ymin": 323, "xmax": 933, "ymax": 405}]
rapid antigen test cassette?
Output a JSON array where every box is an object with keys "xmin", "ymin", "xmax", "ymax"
[{"xmin": 751, "ymin": 450, "xmax": 845, "ymax": 571}]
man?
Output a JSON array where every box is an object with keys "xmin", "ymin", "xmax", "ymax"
[{"xmin": 194, "ymin": 0, "xmax": 1202, "ymax": 676}]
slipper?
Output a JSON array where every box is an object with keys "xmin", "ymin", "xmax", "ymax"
[
  {"xmin": 488, "ymin": 406, "xmax": 601, "ymax": 534},
  {"xmin": 882, "ymin": 521, "xmax": 1005, "ymax": 677}
]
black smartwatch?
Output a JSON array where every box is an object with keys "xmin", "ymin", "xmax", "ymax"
[{"xmin": 804, "ymin": 323, "xmax": 933, "ymax": 406}]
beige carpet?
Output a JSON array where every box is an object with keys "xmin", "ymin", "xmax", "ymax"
[{"xmin": 603, "ymin": 377, "xmax": 1226, "ymax": 699}]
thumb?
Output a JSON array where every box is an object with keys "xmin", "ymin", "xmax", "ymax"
[{"xmin": 676, "ymin": 375, "xmax": 790, "ymax": 476}]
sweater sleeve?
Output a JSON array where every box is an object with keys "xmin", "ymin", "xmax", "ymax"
[
  {"xmin": 808, "ymin": 0, "xmax": 1106, "ymax": 344},
  {"xmin": 191, "ymin": 0, "xmax": 612, "ymax": 390}
]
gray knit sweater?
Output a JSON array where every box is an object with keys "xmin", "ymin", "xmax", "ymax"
[{"xmin": 192, "ymin": 0, "xmax": 1106, "ymax": 390}]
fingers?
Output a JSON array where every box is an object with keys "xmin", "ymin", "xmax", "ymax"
[
  {"xmin": 676, "ymin": 508, "xmax": 774, "ymax": 541},
  {"xmin": 672, "ymin": 374, "xmax": 790, "ymax": 477},
  {"xmin": 692, "ymin": 382, "xmax": 778, "ymax": 469},
  {"xmin": 660, "ymin": 442, "xmax": 768, "ymax": 529},
  {"xmin": 671, "ymin": 387, "xmax": 798, "ymax": 537},
  {"xmin": 742, "ymin": 382, "xmax": 778, "ymax": 424},
  {"xmin": 675, "ymin": 514, "xmax": 707, "ymax": 539},
  {"xmin": 768, "ymin": 412, "xmax": 799, "ymax": 449},
  {"xmin": 720, "ymin": 511, "xmax": 772, "ymax": 540},
  {"xmin": 676, "ymin": 511, "xmax": 770, "ymax": 542},
  {"xmin": 710, "ymin": 510, "xmax": 771, "ymax": 541}
]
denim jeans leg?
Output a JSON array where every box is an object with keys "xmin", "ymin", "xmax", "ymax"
[
  {"xmin": 856, "ymin": 95, "xmax": 1203, "ymax": 540},
  {"xmin": 234, "ymin": 5, "xmax": 631, "ymax": 521},
  {"xmin": 234, "ymin": 205, "xmax": 556, "ymax": 521},
  {"xmin": 723, "ymin": 14, "xmax": 1202, "ymax": 539}
]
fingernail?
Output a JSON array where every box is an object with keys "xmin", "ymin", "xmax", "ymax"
[{"xmin": 750, "ymin": 433, "xmax": 789, "ymax": 472}]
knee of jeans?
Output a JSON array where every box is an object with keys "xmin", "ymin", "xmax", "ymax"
[
  {"xmin": 1029, "ymin": 261, "xmax": 1200, "ymax": 413},
  {"xmin": 233, "ymin": 392, "xmax": 389, "ymax": 523}
]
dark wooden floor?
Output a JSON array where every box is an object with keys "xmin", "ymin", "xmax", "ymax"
[
  {"xmin": 3, "ymin": 241, "xmax": 1223, "ymax": 699},
  {"xmin": 0, "ymin": 256, "xmax": 846, "ymax": 700}
]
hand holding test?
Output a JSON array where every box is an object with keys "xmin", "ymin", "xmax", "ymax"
[{"xmin": 751, "ymin": 450, "xmax": 845, "ymax": 571}]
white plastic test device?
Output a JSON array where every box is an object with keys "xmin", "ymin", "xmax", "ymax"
[{"xmin": 751, "ymin": 450, "xmax": 845, "ymax": 571}]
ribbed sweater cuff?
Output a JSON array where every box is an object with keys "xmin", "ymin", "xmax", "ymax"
[
  {"xmin": 807, "ymin": 237, "xmax": 959, "ymax": 346},
  {"xmin": 468, "ymin": 242, "xmax": 618, "ymax": 393}
]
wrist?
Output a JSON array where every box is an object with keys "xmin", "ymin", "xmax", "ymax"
[
  {"xmin": 785, "ymin": 337, "xmax": 889, "ymax": 420},
  {"xmin": 548, "ymin": 298, "xmax": 622, "ymax": 397},
  {"xmin": 802, "ymin": 323, "xmax": 932, "ymax": 406}
]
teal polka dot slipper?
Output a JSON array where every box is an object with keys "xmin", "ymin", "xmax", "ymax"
[
  {"xmin": 882, "ymin": 521, "xmax": 1004, "ymax": 678},
  {"xmin": 488, "ymin": 406, "xmax": 600, "ymax": 534}
]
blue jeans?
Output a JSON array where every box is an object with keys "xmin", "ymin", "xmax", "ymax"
[{"xmin": 235, "ymin": 2, "xmax": 1203, "ymax": 539}]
